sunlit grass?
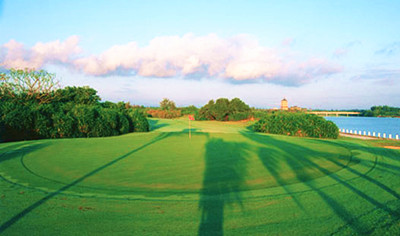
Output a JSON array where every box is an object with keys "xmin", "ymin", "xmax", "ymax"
[{"xmin": 0, "ymin": 118, "xmax": 399, "ymax": 235}]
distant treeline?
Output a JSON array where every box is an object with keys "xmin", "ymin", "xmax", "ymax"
[
  {"xmin": 146, "ymin": 97, "xmax": 255, "ymax": 121},
  {"xmin": 360, "ymin": 106, "xmax": 400, "ymax": 117},
  {"xmin": 146, "ymin": 98, "xmax": 311, "ymax": 121},
  {"xmin": 0, "ymin": 69, "xmax": 149, "ymax": 142},
  {"xmin": 312, "ymin": 106, "xmax": 400, "ymax": 117},
  {"xmin": 145, "ymin": 98, "xmax": 199, "ymax": 119},
  {"xmin": 253, "ymin": 112, "xmax": 339, "ymax": 139}
]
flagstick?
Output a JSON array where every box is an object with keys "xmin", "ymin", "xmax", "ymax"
[{"xmin": 189, "ymin": 118, "xmax": 191, "ymax": 139}]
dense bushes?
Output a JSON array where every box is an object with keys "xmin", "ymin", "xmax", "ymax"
[
  {"xmin": 146, "ymin": 109, "xmax": 182, "ymax": 119},
  {"xmin": 361, "ymin": 106, "xmax": 400, "ymax": 117},
  {"xmin": 146, "ymin": 105, "xmax": 199, "ymax": 119},
  {"xmin": 251, "ymin": 109, "xmax": 271, "ymax": 119},
  {"xmin": 0, "ymin": 83, "xmax": 149, "ymax": 142},
  {"xmin": 180, "ymin": 105, "xmax": 199, "ymax": 116},
  {"xmin": 253, "ymin": 112, "xmax": 339, "ymax": 139},
  {"xmin": 146, "ymin": 98, "xmax": 183, "ymax": 119},
  {"xmin": 129, "ymin": 109, "xmax": 150, "ymax": 132},
  {"xmin": 196, "ymin": 98, "xmax": 251, "ymax": 121}
]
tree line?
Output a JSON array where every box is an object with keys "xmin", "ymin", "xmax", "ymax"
[
  {"xmin": 144, "ymin": 98, "xmax": 199, "ymax": 119},
  {"xmin": 0, "ymin": 69, "xmax": 149, "ymax": 142},
  {"xmin": 361, "ymin": 106, "xmax": 400, "ymax": 117},
  {"xmin": 0, "ymin": 69, "xmax": 343, "ymax": 141}
]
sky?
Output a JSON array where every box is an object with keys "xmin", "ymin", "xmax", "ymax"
[{"xmin": 1, "ymin": 0, "xmax": 399, "ymax": 109}]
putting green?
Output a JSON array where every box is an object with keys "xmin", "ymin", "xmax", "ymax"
[{"xmin": 1, "ymin": 118, "xmax": 399, "ymax": 235}]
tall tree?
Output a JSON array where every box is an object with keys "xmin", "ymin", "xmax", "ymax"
[
  {"xmin": 0, "ymin": 68, "xmax": 59, "ymax": 104},
  {"xmin": 214, "ymin": 98, "xmax": 231, "ymax": 121},
  {"xmin": 160, "ymin": 98, "xmax": 177, "ymax": 110},
  {"xmin": 54, "ymin": 86, "xmax": 100, "ymax": 105}
]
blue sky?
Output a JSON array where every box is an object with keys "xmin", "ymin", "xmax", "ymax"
[{"xmin": 1, "ymin": 0, "xmax": 399, "ymax": 109}]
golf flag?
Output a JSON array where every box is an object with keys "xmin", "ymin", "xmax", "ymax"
[{"xmin": 188, "ymin": 115, "xmax": 194, "ymax": 139}]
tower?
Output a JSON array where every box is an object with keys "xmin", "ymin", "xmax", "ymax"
[{"xmin": 281, "ymin": 98, "xmax": 288, "ymax": 110}]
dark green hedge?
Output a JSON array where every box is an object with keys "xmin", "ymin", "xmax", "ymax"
[
  {"xmin": 253, "ymin": 112, "xmax": 339, "ymax": 139},
  {"xmin": 0, "ymin": 87, "xmax": 149, "ymax": 142}
]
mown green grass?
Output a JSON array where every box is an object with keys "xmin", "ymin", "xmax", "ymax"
[{"xmin": 1, "ymin": 117, "xmax": 399, "ymax": 235}]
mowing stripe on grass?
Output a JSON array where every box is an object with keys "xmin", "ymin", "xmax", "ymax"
[{"xmin": 0, "ymin": 133, "xmax": 169, "ymax": 233}]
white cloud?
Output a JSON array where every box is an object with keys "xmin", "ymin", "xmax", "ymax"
[
  {"xmin": 32, "ymin": 35, "xmax": 81, "ymax": 63},
  {"xmin": 1, "ymin": 34, "xmax": 341, "ymax": 86},
  {"xmin": 0, "ymin": 36, "xmax": 81, "ymax": 69},
  {"xmin": 74, "ymin": 42, "xmax": 139, "ymax": 75}
]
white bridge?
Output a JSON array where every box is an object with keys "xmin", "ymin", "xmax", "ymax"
[{"xmin": 307, "ymin": 111, "xmax": 361, "ymax": 117}]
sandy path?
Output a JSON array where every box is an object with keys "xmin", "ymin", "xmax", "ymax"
[
  {"xmin": 339, "ymin": 133, "xmax": 378, "ymax": 140},
  {"xmin": 383, "ymin": 146, "xmax": 400, "ymax": 150}
]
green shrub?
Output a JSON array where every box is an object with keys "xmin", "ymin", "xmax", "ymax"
[
  {"xmin": 180, "ymin": 105, "xmax": 199, "ymax": 116},
  {"xmin": 197, "ymin": 98, "xmax": 251, "ymax": 121},
  {"xmin": 92, "ymin": 108, "xmax": 120, "ymax": 137},
  {"xmin": 253, "ymin": 112, "xmax": 339, "ymax": 139},
  {"xmin": 228, "ymin": 112, "xmax": 251, "ymax": 121},
  {"xmin": 196, "ymin": 100, "xmax": 216, "ymax": 120},
  {"xmin": 33, "ymin": 104, "xmax": 57, "ymax": 138},
  {"xmin": 0, "ymin": 85, "xmax": 150, "ymax": 141},
  {"xmin": 54, "ymin": 86, "xmax": 101, "ymax": 105},
  {"xmin": 1, "ymin": 102, "xmax": 37, "ymax": 140},
  {"xmin": 0, "ymin": 68, "xmax": 151, "ymax": 141},
  {"xmin": 129, "ymin": 109, "xmax": 150, "ymax": 132},
  {"xmin": 118, "ymin": 113, "xmax": 131, "ymax": 134},
  {"xmin": 146, "ymin": 109, "xmax": 182, "ymax": 119},
  {"xmin": 229, "ymin": 98, "xmax": 250, "ymax": 113},
  {"xmin": 51, "ymin": 112, "xmax": 77, "ymax": 138},
  {"xmin": 251, "ymin": 109, "xmax": 270, "ymax": 119},
  {"xmin": 70, "ymin": 105, "xmax": 100, "ymax": 137}
]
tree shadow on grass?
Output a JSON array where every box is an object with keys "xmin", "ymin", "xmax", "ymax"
[
  {"xmin": 305, "ymin": 139, "xmax": 400, "ymax": 200},
  {"xmin": 242, "ymin": 131, "xmax": 400, "ymax": 234},
  {"xmin": 243, "ymin": 132, "xmax": 369, "ymax": 233},
  {"xmin": 258, "ymin": 147, "xmax": 305, "ymax": 210},
  {"xmin": 283, "ymin": 141, "xmax": 400, "ymax": 234},
  {"xmin": 148, "ymin": 119, "xmax": 170, "ymax": 131},
  {"xmin": 0, "ymin": 142, "xmax": 49, "ymax": 164},
  {"xmin": 242, "ymin": 132, "xmax": 307, "ymax": 210},
  {"xmin": 0, "ymin": 132, "xmax": 171, "ymax": 233},
  {"xmin": 182, "ymin": 128, "xmax": 200, "ymax": 133},
  {"xmin": 198, "ymin": 138, "xmax": 249, "ymax": 236},
  {"xmin": 318, "ymin": 138, "xmax": 400, "ymax": 165}
]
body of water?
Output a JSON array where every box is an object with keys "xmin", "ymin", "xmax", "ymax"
[{"xmin": 325, "ymin": 116, "xmax": 400, "ymax": 137}]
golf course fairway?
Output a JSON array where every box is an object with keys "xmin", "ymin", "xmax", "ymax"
[{"xmin": 1, "ymin": 118, "xmax": 399, "ymax": 235}]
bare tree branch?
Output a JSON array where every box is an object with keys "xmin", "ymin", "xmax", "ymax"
[{"xmin": 0, "ymin": 68, "xmax": 60, "ymax": 103}]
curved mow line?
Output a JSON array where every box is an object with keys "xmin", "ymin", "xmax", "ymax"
[
  {"xmin": 20, "ymin": 153, "xmax": 125, "ymax": 192},
  {"xmin": 20, "ymin": 153, "xmax": 70, "ymax": 186},
  {"xmin": 331, "ymin": 141, "xmax": 380, "ymax": 177},
  {"xmin": 19, "ymin": 150, "xmax": 200, "ymax": 195},
  {"xmin": 19, "ymin": 139, "xmax": 355, "ymax": 192},
  {"xmin": 235, "ymin": 142, "xmax": 380, "ymax": 201},
  {"xmin": 240, "ymin": 142, "xmax": 356, "ymax": 192},
  {"xmin": 0, "ymin": 142, "xmax": 380, "ymax": 202}
]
